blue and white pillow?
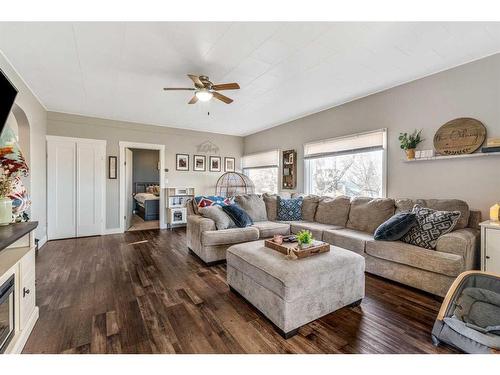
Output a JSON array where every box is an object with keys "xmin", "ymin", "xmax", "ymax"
[{"xmin": 277, "ymin": 197, "xmax": 303, "ymax": 221}]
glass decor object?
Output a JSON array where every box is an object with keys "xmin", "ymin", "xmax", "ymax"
[
  {"xmin": 0, "ymin": 197, "xmax": 12, "ymax": 225},
  {"xmin": 215, "ymin": 172, "xmax": 255, "ymax": 197},
  {"xmin": 490, "ymin": 203, "xmax": 500, "ymax": 222}
]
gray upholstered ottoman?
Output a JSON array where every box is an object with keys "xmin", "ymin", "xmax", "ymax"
[{"xmin": 226, "ymin": 240, "xmax": 365, "ymax": 338}]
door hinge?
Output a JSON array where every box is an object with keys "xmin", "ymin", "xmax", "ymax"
[{"xmin": 124, "ymin": 215, "xmax": 126, "ymax": 220}]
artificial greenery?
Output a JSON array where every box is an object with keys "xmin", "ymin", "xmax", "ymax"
[
  {"xmin": 296, "ymin": 230, "xmax": 313, "ymax": 246},
  {"xmin": 399, "ymin": 129, "xmax": 423, "ymax": 150}
]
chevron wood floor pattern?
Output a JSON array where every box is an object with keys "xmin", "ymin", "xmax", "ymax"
[{"xmin": 23, "ymin": 228, "xmax": 457, "ymax": 354}]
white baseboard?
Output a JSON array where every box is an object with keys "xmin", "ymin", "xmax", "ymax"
[
  {"xmin": 104, "ymin": 227, "xmax": 123, "ymax": 235},
  {"xmin": 37, "ymin": 235, "xmax": 47, "ymax": 250}
]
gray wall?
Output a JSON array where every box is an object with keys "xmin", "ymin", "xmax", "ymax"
[
  {"xmin": 131, "ymin": 148, "xmax": 160, "ymax": 185},
  {"xmin": 47, "ymin": 112, "xmax": 244, "ymax": 230},
  {"xmin": 244, "ymin": 53, "xmax": 500, "ymax": 219},
  {"xmin": 0, "ymin": 51, "xmax": 47, "ymax": 241}
]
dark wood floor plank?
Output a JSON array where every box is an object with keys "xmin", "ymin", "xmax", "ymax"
[{"xmin": 22, "ymin": 228, "xmax": 458, "ymax": 354}]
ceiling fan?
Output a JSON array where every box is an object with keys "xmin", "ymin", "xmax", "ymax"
[{"xmin": 163, "ymin": 74, "xmax": 240, "ymax": 104}]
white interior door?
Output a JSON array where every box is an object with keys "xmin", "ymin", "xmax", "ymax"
[
  {"xmin": 125, "ymin": 148, "xmax": 134, "ymax": 230},
  {"xmin": 47, "ymin": 139, "xmax": 77, "ymax": 240},
  {"xmin": 76, "ymin": 141, "xmax": 105, "ymax": 237}
]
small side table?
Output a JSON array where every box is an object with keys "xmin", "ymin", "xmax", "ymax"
[{"xmin": 479, "ymin": 220, "xmax": 500, "ymax": 274}]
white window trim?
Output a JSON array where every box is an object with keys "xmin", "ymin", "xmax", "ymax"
[{"xmin": 304, "ymin": 129, "xmax": 387, "ymax": 197}]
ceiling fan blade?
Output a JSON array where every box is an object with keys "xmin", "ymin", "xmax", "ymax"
[
  {"xmin": 187, "ymin": 74, "xmax": 204, "ymax": 88},
  {"xmin": 188, "ymin": 95, "xmax": 199, "ymax": 104},
  {"xmin": 163, "ymin": 87, "xmax": 195, "ymax": 91},
  {"xmin": 212, "ymin": 82, "xmax": 240, "ymax": 91},
  {"xmin": 213, "ymin": 91, "xmax": 233, "ymax": 104}
]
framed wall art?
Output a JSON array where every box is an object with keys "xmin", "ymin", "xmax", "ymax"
[
  {"xmin": 193, "ymin": 155, "xmax": 206, "ymax": 171},
  {"xmin": 176, "ymin": 153, "xmax": 189, "ymax": 171},
  {"xmin": 209, "ymin": 156, "xmax": 221, "ymax": 172}
]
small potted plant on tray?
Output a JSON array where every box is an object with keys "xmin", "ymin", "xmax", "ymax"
[
  {"xmin": 399, "ymin": 129, "xmax": 423, "ymax": 160},
  {"xmin": 296, "ymin": 230, "xmax": 314, "ymax": 250}
]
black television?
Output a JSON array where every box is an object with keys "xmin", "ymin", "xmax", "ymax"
[{"xmin": 0, "ymin": 68, "xmax": 18, "ymax": 136}]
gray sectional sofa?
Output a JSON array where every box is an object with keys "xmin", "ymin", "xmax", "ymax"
[{"xmin": 186, "ymin": 193, "xmax": 481, "ymax": 297}]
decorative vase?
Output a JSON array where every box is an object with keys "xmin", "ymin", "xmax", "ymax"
[
  {"xmin": 490, "ymin": 203, "xmax": 500, "ymax": 222},
  {"xmin": 299, "ymin": 242, "xmax": 313, "ymax": 250},
  {"xmin": 0, "ymin": 197, "xmax": 12, "ymax": 226},
  {"xmin": 406, "ymin": 149, "xmax": 416, "ymax": 160}
]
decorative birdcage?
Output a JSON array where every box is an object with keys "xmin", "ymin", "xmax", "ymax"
[{"xmin": 215, "ymin": 172, "xmax": 255, "ymax": 197}]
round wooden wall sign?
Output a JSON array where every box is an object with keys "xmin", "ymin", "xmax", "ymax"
[{"xmin": 433, "ymin": 117, "xmax": 486, "ymax": 155}]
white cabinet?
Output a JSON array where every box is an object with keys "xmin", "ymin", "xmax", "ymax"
[
  {"xmin": 47, "ymin": 136, "xmax": 106, "ymax": 240},
  {"xmin": 480, "ymin": 221, "xmax": 500, "ymax": 275}
]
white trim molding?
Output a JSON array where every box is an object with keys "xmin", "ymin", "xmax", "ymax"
[{"xmin": 119, "ymin": 141, "xmax": 166, "ymax": 233}]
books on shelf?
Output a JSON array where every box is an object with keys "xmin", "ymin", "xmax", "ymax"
[
  {"xmin": 486, "ymin": 138, "xmax": 500, "ymax": 147},
  {"xmin": 481, "ymin": 146, "xmax": 500, "ymax": 153}
]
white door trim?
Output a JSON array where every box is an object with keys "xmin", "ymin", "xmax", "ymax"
[{"xmin": 119, "ymin": 141, "xmax": 166, "ymax": 232}]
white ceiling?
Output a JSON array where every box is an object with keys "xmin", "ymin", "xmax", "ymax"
[{"xmin": 1, "ymin": 22, "xmax": 500, "ymax": 136}]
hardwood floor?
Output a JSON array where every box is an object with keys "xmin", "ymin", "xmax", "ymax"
[{"xmin": 23, "ymin": 228, "xmax": 457, "ymax": 354}]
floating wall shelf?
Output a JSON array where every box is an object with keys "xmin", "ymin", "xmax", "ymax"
[{"xmin": 404, "ymin": 151, "xmax": 500, "ymax": 162}]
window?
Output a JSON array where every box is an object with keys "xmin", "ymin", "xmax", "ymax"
[
  {"xmin": 304, "ymin": 130, "xmax": 386, "ymax": 197},
  {"xmin": 242, "ymin": 149, "xmax": 279, "ymax": 194}
]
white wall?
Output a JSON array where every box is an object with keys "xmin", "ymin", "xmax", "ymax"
[
  {"xmin": 244, "ymin": 53, "xmax": 500, "ymax": 219},
  {"xmin": 0, "ymin": 51, "xmax": 47, "ymax": 242},
  {"xmin": 47, "ymin": 112, "xmax": 244, "ymax": 230}
]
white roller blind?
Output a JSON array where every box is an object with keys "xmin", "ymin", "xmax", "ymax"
[
  {"xmin": 241, "ymin": 149, "xmax": 280, "ymax": 169},
  {"xmin": 304, "ymin": 129, "xmax": 386, "ymax": 159}
]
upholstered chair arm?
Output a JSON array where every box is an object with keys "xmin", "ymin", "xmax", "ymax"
[
  {"xmin": 435, "ymin": 228, "xmax": 480, "ymax": 270},
  {"xmin": 186, "ymin": 214, "xmax": 216, "ymax": 253}
]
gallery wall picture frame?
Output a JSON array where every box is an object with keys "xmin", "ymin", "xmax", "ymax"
[
  {"xmin": 209, "ymin": 156, "xmax": 222, "ymax": 172},
  {"xmin": 193, "ymin": 155, "xmax": 206, "ymax": 171},
  {"xmin": 176, "ymin": 153, "xmax": 190, "ymax": 171},
  {"xmin": 224, "ymin": 157, "xmax": 235, "ymax": 172},
  {"xmin": 108, "ymin": 156, "xmax": 117, "ymax": 179}
]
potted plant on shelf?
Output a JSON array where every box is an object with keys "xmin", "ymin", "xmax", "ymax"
[
  {"xmin": 296, "ymin": 230, "xmax": 314, "ymax": 249},
  {"xmin": 399, "ymin": 129, "xmax": 423, "ymax": 160}
]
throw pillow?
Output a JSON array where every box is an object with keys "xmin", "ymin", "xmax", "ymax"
[
  {"xmin": 234, "ymin": 194, "xmax": 268, "ymax": 222},
  {"xmin": 374, "ymin": 212, "xmax": 417, "ymax": 241},
  {"xmin": 277, "ymin": 197, "xmax": 303, "ymax": 221},
  {"xmin": 198, "ymin": 206, "xmax": 236, "ymax": 230},
  {"xmin": 401, "ymin": 205, "xmax": 461, "ymax": 250},
  {"xmin": 194, "ymin": 195, "xmax": 232, "ymax": 209},
  {"xmin": 222, "ymin": 204, "xmax": 254, "ymax": 228}
]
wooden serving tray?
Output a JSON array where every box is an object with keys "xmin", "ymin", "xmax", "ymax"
[{"xmin": 264, "ymin": 239, "xmax": 330, "ymax": 259}]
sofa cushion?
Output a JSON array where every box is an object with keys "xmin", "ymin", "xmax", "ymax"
[
  {"xmin": 222, "ymin": 204, "xmax": 254, "ymax": 228},
  {"xmin": 235, "ymin": 194, "xmax": 268, "ymax": 222},
  {"xmin": 292, "ymin": 194, "xmax": 321, "ymax": 221},
  {"xmin": 202, "ymin": 227, "xmax": 259, "ymax": 246},
  {"xmin": 346, "ymin": 197, "xmax": 395, "ymax": 234},
  {"xmin": 262, "ymin": 193, "xmax": 278, "ymax": 221},
  {"xmin": 396, "ymin": 198, "xmax": 470, "ymax": 230},
  {"xmin": 252, "ymin": 221, "xmax": 290, "ymax": 239},
  {"xmin": 277, "ymin": 196, "xmax": 303, "ymax": 221},
  {"xmin": 401, "ymin": 205, "xmax": 461, "ymax": 250},
  {"xmin": 373, "ymin": 212, "xmax": 417, "ymax": 241},
  {"xmin": 365, "ymin": 240, "xmax": 464, "ymax": 277},
  {"xmin": 198, "ymin": 206, "xmax": 235, "ymax": 230},
  {"xmin": 323, "ymin": 229, "xmax": 374, "ymax": 255},
  {"xmin": 314, "ymin": 196, "xmax": 351, "ymax": 226},
  {"xmin": 290, "ymin": 221, "xmax": 343, "ymax": 241}
]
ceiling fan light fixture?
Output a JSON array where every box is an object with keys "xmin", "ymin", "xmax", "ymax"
[{"xmin": 195, "ymin": 89, "xmax": 213, "ymax": 102}]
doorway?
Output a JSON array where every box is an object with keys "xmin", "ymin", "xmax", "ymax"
[{"xmin": 119, "ymin": 142, "xmax": 166, "ymax": 232}]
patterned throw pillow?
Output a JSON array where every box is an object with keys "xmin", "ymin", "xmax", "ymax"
[
  {"xmin": 194, "ymin": 195, "xmax": 232, "ymax": 209},
  {"xmin": 401, "ymin": 205, "xmax": 461, "ymax": 250},
  {"xmin": 277, "ymin": 197, "xmax": 303, "ymax": 221}
]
